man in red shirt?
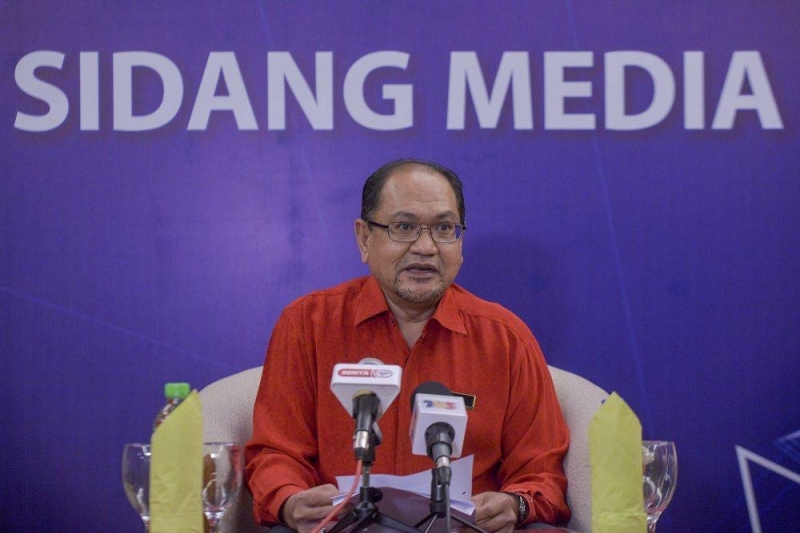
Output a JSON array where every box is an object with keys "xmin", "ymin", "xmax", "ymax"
[{"xmin": 245, "ymin": 159, "xmax": 571, "ymax": 532}]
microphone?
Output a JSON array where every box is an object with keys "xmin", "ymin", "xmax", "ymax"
[
  {"xmin": 330, "ymin": 358, "xmax": 402, "ymax": 459},
  {"xmin": 410, "ymin": 381, "xmax": 468, "ymax": 484}
]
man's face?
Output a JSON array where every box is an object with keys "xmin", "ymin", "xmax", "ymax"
[{"xmin": 355, "ymin": 166, "xmax": 464, "ymax": 313}]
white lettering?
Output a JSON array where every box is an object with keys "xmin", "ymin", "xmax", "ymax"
[
  {"xmin": 267, "ymin": 52, "xmax": 333, "ymax": 130},
  {"xmin": 684, "ymin": 51, "xmax": 705, "ymax": 130},
  {"xmin": 712, "ymin": 51, "xmax": 783, "ymax": 129},
  {"xmin": 188, "ymin": 52, "xmax": 257, "ymax": 130},
  {"xmin": 80, "ymin": 52, "xmax": 100, "ymax": 131},
  {"xmin": 12, "ymin": 48, "xmax": 784, "ymax": 133},
  {"xmin": 343, "ymin": 51, "xmax": 412, "ymax": 131},
  {"xmin": 605, "ymin": 51, "xmax": 675, "ymax": 130},
  {"xmin": 113, "ymin": 52, "xmax": 183, "ymax": 131},
  {"xmin": 447, "ymin": 51, "xmax": 532, "ymax": 130},
  {"xmin": 544, "ymin": 51, "xmax": 595, "ymax": 130},
  {"xmin": 14, "ymin": 51, "xmax": 69, "ymax": 132}
]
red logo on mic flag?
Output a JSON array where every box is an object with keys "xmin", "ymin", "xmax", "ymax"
[{"xmin": 337, "ymin": 368, "xmax": 394, "ymax": 378}]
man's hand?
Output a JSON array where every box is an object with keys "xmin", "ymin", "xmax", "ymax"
[
  {"xmin": 280, "ymin": 484, "xmax": 348, "ymax": 533},
  {"xmin": 471, "ymin": 491, "xmax": 518, "ymax": 533}
]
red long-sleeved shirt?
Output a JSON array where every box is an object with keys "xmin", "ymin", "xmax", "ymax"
[{"xmin": 245, "ymin": 276, "xmax": 570, "ymax": 526}]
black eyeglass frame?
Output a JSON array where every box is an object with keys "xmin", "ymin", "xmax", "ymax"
[{"xmin": 364, "ymin": 219, "xmax": 466, "ymax": 243}]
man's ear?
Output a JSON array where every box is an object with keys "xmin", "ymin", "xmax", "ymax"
[{"xmin": 354, "ymin": 219, "xmax": 370, "ymax": 263}]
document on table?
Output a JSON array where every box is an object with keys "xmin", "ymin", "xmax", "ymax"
[{"xmin": 333, "ymin": 455, "xmax": 476, "ymax": 524}]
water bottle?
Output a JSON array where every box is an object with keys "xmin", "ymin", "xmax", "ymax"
[{"xmin": 153, "ymin": 382, "xmax": 191, "ymax": 430}]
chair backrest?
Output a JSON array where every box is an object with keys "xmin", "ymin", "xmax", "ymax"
[
  {"xmin": 199, "ymin": 365, "xmax": 607, "ymax": 533},
  {"xmin": 548, "ymin": 366, "xmax": 609, "ymax": 532},
  {"xmin": 200, "ymin": 366, "xmax": 267, "ymax": 533}
]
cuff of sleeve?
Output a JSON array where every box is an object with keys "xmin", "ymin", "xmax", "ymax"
[{"xmin": 270, "ymin": 485, "xmax": 305, "ymax": 526}]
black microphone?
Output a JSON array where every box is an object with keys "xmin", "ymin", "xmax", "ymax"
[
  {"xmin": 352, "ymin": 391, "xmax": 381, "ymax": 457},
  {"xmin": 410, "ymin": 381, "xmax": 468, "ymax": 484},
  {"xmin": 331, "ymin": 358, "xmax": 402, "ymax": 459}
]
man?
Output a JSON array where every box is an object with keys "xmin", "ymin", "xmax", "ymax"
[{"xmin": 245, "ymin": 159, "xmax": 570, "ymax": 532}]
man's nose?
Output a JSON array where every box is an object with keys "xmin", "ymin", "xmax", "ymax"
[{"xmin": 409, "ymin": 227, "xmax": 438, "ymax": 253}]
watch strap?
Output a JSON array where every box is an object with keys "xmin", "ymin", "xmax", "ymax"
[{"xmin": 504, "ymin": 492, "xmax": 529, "ymax": 527}]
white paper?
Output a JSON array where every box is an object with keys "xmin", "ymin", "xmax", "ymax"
[{"xmin": 334, "ymin": 455, "xmax": 476, "ymax": 518}]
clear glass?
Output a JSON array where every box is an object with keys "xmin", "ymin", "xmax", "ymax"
[
  {"xmin": 202, "ymin": 442, "xmax": 244, "ymax": 532},
  {"xmin": 642, "ymin": 440, "xmax": 678, "ymax": 533},
  {"xmin": 122, "ymin": 443, "xmax": 152, "ymax": 531}
]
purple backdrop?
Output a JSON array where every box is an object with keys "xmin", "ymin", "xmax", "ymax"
[{"xmin": 2, "ymin": 2, "xmax": 799, "ymax": 531}]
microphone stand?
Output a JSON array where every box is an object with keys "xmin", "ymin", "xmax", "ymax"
[
  {"xmin": 415, "ymin": 468, "xmax": 488, "ymax": 533},
  {"xmin": 328, "ymin": 427, "xmax": 420, "ymax": 533}
]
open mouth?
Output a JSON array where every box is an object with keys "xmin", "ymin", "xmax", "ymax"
[{"xmin": 404, "ymin": 264, "xmax": 438, "ymax": 275}]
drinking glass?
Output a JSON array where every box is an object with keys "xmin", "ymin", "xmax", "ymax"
[
  {"xmin": 202, "ymin": 442, "xmax": 244, "ymax": 532},
  {"xmin": 642, "ymin": 440, "xmax": 678, "ymax": 533},
  {"xmin": 122, "ymin": 443, "xmax": 152, "ymax": 531}
]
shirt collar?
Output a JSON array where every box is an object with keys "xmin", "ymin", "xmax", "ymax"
[
  {"xmin": 429, "ymin": 284, "xmax": 467, "ymax": 334},
  {"xmin": 354, "ymin": 276, "xmax": 390, "ymax": 326},
  {"xmin": 354, "ymin": 276, "xmax": 467, "ymax": 335}
]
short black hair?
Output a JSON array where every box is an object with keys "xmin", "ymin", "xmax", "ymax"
[{"xmin": 360, "ymin": 158, "xmax": 466, "ymax": 225}]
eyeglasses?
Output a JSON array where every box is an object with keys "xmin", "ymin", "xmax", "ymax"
[{"xmin": 365, "ymin": 220, "xmax": 466, "ymax": 243}]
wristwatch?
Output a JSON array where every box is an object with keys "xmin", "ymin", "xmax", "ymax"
[{"xmin": 505, "ymin": 492, "xmax": 529, "ymax": 527}]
